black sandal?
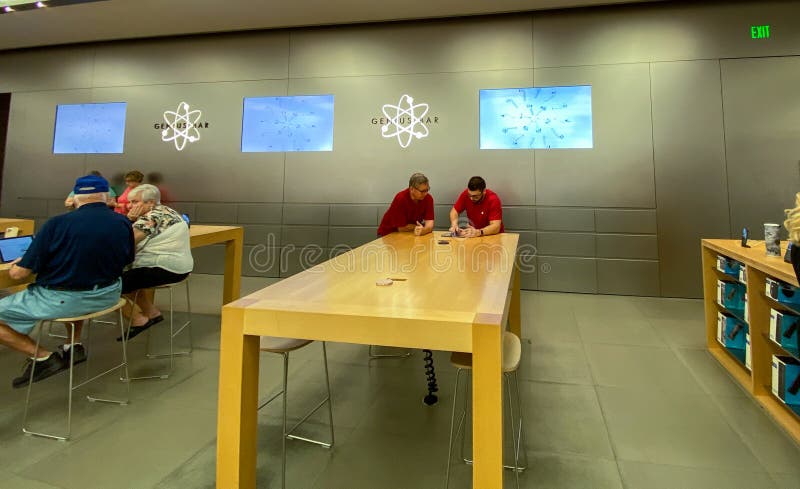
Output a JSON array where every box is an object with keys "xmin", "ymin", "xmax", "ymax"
[{"xmin": 117, "ymin": 318, "xmax": 155, "ymax": 341}]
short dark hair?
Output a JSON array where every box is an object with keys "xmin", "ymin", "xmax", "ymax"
[
  {"xmin": 89, "ymin": 170, "xmax": 103, "ymax": 177},
  {"xmin": 125, "ymin": 170, "xmax": 144, "ymax": 182},
  {"xmin": 467, "ymin": 176, "xmax": 486, "ymax": 191}
]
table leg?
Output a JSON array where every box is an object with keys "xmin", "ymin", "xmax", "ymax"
[
  {"xmin": 216, "ymin": 307, "xmax": 260, "ymax": 489},
  {"xmin": 223, "ymin": 228, "xmax": 244, "ymax": 305},
  {"xmin": 472, "ymin": 322, "xmax": 503, "ymax": 488},
  {"xmin": 509, "ymin": 264, "xmax": 521, "ymax": 338}
]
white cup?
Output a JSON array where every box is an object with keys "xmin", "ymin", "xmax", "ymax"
[{"xmin": 764, "ymin": 223, "xmax": 781, "ymax": 257}]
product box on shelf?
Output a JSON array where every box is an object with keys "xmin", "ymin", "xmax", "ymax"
[
  {"xmin": 772, "ymin": 355, "xmax": 800, "ymax": 414},
  {"xmin": 717, "ymin": 280, "xmax": 746, "ymax": 316},
  {"xmin": 746, "ymin": 333, "xmax": 752, "ymax": 371},
  {"xmin": 770, "ymin": 309, "xmax": 800, "ymax": 357},
  {"xmin": 717, "ymin": 255, "xmax": 743, "ymax": 280},
  {"xmin": 765, "ymin": 278, "xmax": 800, "ymax": 307},
  {"xmin": 717, "ymin": 312, "xmax": 748, "ymax": 364}
]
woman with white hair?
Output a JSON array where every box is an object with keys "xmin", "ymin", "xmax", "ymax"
[
  {"xmin": 785, "ymin": 192, "xmax": 800, "ymax": 284},
  {"xmin": 120, "ymin": 184, "xmax": 193, "ymax": 339}
]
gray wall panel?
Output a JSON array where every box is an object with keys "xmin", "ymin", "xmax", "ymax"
[
  {"xmin": 503, "ymin": 207, "xmax": 535, "ymax": 230},
  {"xmin": 92, "ymin": 32, "xmax": 290, "ymax": 87},
  {"xmin": 330, "ymin": 205, "xmax": 378, "ymax": 226},
  {"xmin": 537, "ymin": 256, "xmax": 597, "ymax": 293},
  {"xmin": 533, "ymin": 1, "xmax": 800, "ymax": 68},
  {"xmin": 329, "ymin": 227, "xmax": 378, "ymax": 248},
  {"xmin": 284, "ymin": 71, "xmax": 535, "ymax": 205},
  {"xmin": 434, "ymin": 205, "xmax": 452, "ymax": 228},
  {"xmin": 596, "ymin": 234, "xmax": 658, "ymax": 260},
  {"xmin": 242, "ymin": 225, "xmax": 281, "ymax": 246},
  {"xmin": 510, "ymin": 230, "xmax": 537, "ymax": 249},
  {"xmin": 519, "ymin": 255, "xmax": 538, "ymax": 291},
  {"xmin": 191, "ymin": 245, "xmax": 226, "ymax": 275},
  {"xmin": 651, "ymin": 60, "xmax": 731, "ymax": 298},
  {"xmin": 595, "ymin": 209, "xmax": 657, "ymax": 234},
  {"xmin": 722, "ymin": 57, "xmax": 800, "ymax": 241},
  {"xmin": 289, "ymin": 17, "xmax": 533, "ymax": 78},
  {"xmin": 195, "ymin": 203, "xmax": 237, "ymax": 223},
  {"xmin": 534, "ymin": 64, "xmax": 655, "ymax": 208},
  {"xmin": 0, "ymin": 47, "xmax": 94, "ymax": 92},
  {"xmin": 597, "ymin": 259, "xmax": 660, "ymax": 296},
  {"xmin": 537, "ymin": 232, "xmax": 595, "ymax": 257},
  {"xmin": 237, "ymin": 204, "xmax": 283, "ymax": 224},
  {"xmin": 243, "ymin": 245, "xmax": 281, "ymax": 278},
  {"xmin": 170, "ymin": 203, "xmax": 196, "ymax": 219},
  {"xmin": 282, "ymin": 204, "xmax": 330, "ymax": 225},
  {"xmin": 281, "ymin": 247, "xmax": 329, "ymax": 278},
  {"xmin": 536, "ymin": 208, "xmax": 595, "ymax": 232},
  {"xmin": 281, "ymin": 226, "xmax": 329, "ymax": 247}
]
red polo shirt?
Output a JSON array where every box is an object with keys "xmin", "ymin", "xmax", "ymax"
[
  {"xmin": 453, "ymin": 188, "xmax": 504, "ymax": 233},
  {"xmin": 377, "ymin": 189, "xmax": 435, "ymax": 236}
]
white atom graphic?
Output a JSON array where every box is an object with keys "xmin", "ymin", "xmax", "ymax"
[
  {"xmin": 162, "ymin": 101, "xmax": 202, "ymax": 151},
  {"xmin": 381, "ymin": 94, "xmax": 430, "ymax": 148}
]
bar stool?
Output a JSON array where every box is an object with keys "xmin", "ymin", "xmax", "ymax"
[
  {"xmin": 123, "ymin": 277, "xmax": 192, "ymax": 381},
  {"xmin": 444, "ymin": 331, "xmax": 527, "ymax": 489},
  {"xmin": 22, "ymin": 298, "xmax": 130, "ymax": 441},
  {"xmin": 258, "ymin": 337, "xmax": 335, "ymax": 489}
]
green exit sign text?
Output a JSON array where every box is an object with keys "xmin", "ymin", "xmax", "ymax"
[{"xmin": 751, "ymin": 25, "xmax": 770, "ymax": 39}]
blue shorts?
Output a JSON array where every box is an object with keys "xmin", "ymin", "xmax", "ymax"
[{"xmin": 0, "ymin": 280, "xmax": 122, "ymax": 335}]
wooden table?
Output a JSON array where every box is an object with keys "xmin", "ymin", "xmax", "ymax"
[
  {"xmin": 215, "ymin": 231, "xmax": 521, "ymax": 488},
  {"xmin": 189, "ymin": 225, "xmax": 244, "ymax": 305},
  {"xmin": 0, "ymin": 218, "xmax": 35, "ymax": 236},
  {"xmin": 0, "ymin": 224, "xmax": 243, "ymax": 305}
]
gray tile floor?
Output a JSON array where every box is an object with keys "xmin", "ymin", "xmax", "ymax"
[{"xmin": 1, "ymin": 291, "xmax": 799, "ymax": 488}]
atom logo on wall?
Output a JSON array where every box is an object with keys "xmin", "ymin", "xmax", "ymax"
[
  {"xmin": 160, "ymin": 102, "xmax": 203, "ymax": 151},
  {"xmin": 379, "ymin": 94, "xmax": 432, "ymax": 148}
]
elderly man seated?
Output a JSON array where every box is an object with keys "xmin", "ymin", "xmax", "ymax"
[
  {"xmin": 0, "ymin": 175, "xmax": 134, "ymax": 388},
  {"xmin": 119, "ymin": 184, "xmax": 193, "ymax": 340}
]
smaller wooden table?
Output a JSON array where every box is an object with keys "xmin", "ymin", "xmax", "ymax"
[
  {"xmin": 0, "ymin": 218, "xmax": 35, "ymax": 236},
  {"xmin": 189, "ymin": 225, "xmax": 244, "ymax": 305}
]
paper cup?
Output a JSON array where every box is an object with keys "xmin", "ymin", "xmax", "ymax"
[{"xmin": 764, "ymin": 223, "xmax": 781, "ymax": 257}]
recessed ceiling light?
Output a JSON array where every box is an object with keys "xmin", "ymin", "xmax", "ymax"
[
  {"xmin": 3, "ymin": 6, "xmax": 14, "ymax": 12},
  {"xmin": 36, "ymin": 1, "xmax": 46, "ymax": 7}
]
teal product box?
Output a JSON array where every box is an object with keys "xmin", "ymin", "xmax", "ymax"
[
  {"xmin": 717, "ymin": 280, "xmax": 746, "ymax": 314},
  {"xmin": 717, "ymin": 312, "xmax": 748, "ymax": 364},
  {"xmin": 770, "ymin": 309, "xmax": 800, "ymax": 357},
  {"xmin": 772, "ymin": 355, "xmax": 800, "ymax": 414},
  {"xmin": 765, "ymin": 277, "xmax": 800, "ymax": 307},
  {"xmin": 716, "ymin": 255, "xmax": 742, "ymax": 280}
]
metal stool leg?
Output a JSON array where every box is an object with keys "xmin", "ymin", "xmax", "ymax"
[
  {"xmin": 444, "ymin": 368, "xmax": 465, "ymax": 489},
  {"xmin": 146, "ymin": 281, "xmax": 193, "ymax": 358},
  {"xmin": 513, "ymin": 371, "xmax": 528, "ymax": 471},
  {"xmin": 281, "ymin": 352, "xmax": 289, "ymax": 489},
  {"xmin": 505, "ymin": 373, "xmax": 520, "ymax": 489},
  {"xmin": 86, "ymin": 310, "xmax": 131, "ymax": 405}
]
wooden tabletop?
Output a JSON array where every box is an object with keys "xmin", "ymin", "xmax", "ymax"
[
  {"xmin": 0, "ymin": 218, "xmax": 34, "ymax": 236},
  {"xmin": 702, "ymin": 239, "xmax": 798, "ymax": 285},
  {"xmin": 229, "ymin": 232, "xmax": 519, "ymax": 352}
]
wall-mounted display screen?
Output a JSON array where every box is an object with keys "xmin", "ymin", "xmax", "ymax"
[
  {"xmin": 52, "ymin": 102, "xmax": 127, "ymax": 154},
  {"xmin": 241, "ymin": 95, "xmax": 334, "ymax": 152},
  {"xmin": 479, "ymin": 86, "xmax": 592, "ymax": 149}
]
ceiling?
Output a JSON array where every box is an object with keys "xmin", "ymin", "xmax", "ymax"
[{"xmin": 0, "ymin": 0, "xmax": 666, "ymax": 52}]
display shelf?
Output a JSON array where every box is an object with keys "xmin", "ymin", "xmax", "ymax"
[
  {"xmin": 762, "ymin": 332, "xmax": 800, "ymax": 362},
  {"xmin": 702, "ymin": 239, "xmax": 800, "ymax": 444},
  {"xmin": 711, "ymin": 266, "xmax": 746, "ymax": 285}
]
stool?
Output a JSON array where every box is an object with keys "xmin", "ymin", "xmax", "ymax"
[
  {"xmin": 259, "ymin": 337, "xmax": 335, "ymax": 489},
  {"xmin": 22, "ymin": 298, "xmax": 130, "ymax": 441},
  {"xmin": 444, "ymin": 331, "xmax": 527, "ymax": 489},
  {"xmin": 123, "ymin": 277, "xmax": 192, "ymax": 381}
]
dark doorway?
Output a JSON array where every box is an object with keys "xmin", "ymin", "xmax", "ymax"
[{"xmin": 0, "ymin": 93, "xmax": 10, "ymax": 204}]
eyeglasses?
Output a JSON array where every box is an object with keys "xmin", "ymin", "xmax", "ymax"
[
  {"xmin": 412, "ymin": 186, "xmax": 430, "ymax": 194},
  {"xmin": 468, "ymin": 191, "xmax": 483, "ymax": 201}
]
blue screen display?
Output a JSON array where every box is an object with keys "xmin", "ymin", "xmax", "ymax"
[
  {"xmin": 479, "ymin": 86, "xmax": 593, "ymax": 149},
  {"xmin": 53, "ymin": 102, "xmax": 127, "ymax": 154},
  {"xmin": 241, "ymin": 95, "xmax": 334, "ymax": 152}
]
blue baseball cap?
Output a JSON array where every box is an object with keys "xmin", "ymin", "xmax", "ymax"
[{"xmin": 73, "ymin": 174, "xmax": 110, "ymax": 194}]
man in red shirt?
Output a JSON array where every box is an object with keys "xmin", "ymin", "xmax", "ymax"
[
  {"xmin": 449, "ymin": 176, "xmax": 504, "ymax": 238},
  {"xmin": 377, "ymin": 173, "xmax": 435, "ymax": 237}
]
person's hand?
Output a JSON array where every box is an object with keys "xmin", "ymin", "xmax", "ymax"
[
  {"xmin": 461, "ymin": 226, "xmax": 480, "ymax": 238},
  {"xmin": 64, "ymin": 198, "xmax": 74, "ymax": 208},
  {"xmin": 414, "ymin": 221, "xmax": 424, "ymax": 236},
  {"xmin": 127, "ymin": 202, "xmax": 149, "ymax": 220},
  {"xmin": 449, "ymin": 223, "xmax": 459, "ymax": 235}
]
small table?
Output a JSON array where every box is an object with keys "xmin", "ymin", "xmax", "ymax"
[
  {"xmin": 0, "ymin": 218, "xmax": 35, "ymax": 236},
  {"xmin": 189, "ymin": 225, "xmax": 244, "ymax": 305},
  {"xmin": 215, "ymin": 232, "xmax": 521, "ymax": 488}
]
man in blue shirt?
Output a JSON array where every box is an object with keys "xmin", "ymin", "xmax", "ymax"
[{"xmin": 0, "ymin": 175, "xmax": 134, "ymax": 388}]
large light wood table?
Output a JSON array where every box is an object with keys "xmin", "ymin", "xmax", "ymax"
[
  {"xmin": 189, "ymin": 225, "xmax": 244, "ymax": 305},
  {"xmin": 0, "ymin": 224, "xmax": 243, "ymax": 304},
  {"xmin": 216, "ymin": 231, "xmax": 521, "ymax": 488},
  {"xmin": 0, "ymin": 218, "xmax": 35, "ymax": 236}
]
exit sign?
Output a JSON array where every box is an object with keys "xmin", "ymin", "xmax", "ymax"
[{"xmin": 751, "ymin": 25, "xmax": 770, "ymax": 39}]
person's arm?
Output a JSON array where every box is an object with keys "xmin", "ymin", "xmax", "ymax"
[
  {"xmin": 64, "ymin": 197, "xmax": 74, "ymax": 208},
  {"xmin": 133, "ymin": 227, "xmax": 148, "ymax": 245},
  {"xmin": 8, "ymin": 259, "xmax": 32, "ymax": 281},
  {"xmin": 449, "ymin": 207, "xmax": 460, "ymax": 233},
  {"xmin": 106, "ymin": 197, "xmax": 117, "ymax": 208}
]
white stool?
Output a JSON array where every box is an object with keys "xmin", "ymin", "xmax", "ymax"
[
  {"xmin": 444, "ymin": 331, "xmax": 527, "ymax": 489},
  {"xmin": 22, "ymin": 298, "xmax": 130, "ymax": 441},
  {"xmin": 259, "ymin": 337, "xmax": 335, "ymax": 489},
  {"xmin": 124, "ymin": 277, "xmax": 192, "ymax": 381}
]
